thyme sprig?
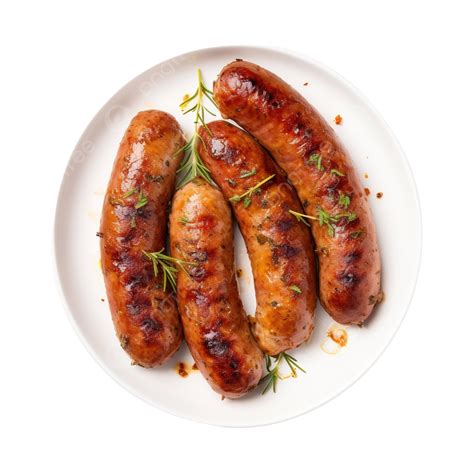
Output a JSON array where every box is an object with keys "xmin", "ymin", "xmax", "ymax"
[
  {"xmin": 260, "ymin": 352, "xmax": 306, "ymax": 394},
  {"xmin": 229, "ymin": 174, "xmax": 275, "ymax": 208},
  {"xmin": 176, "ymin": 69, "xmax": 216, "ymax": 188},
  {"xmin": 142, "ymin": 249, "xmax": 194, "ymax": 292},
  {"xmin": 289, "ymin": 208, "xmax": 357, "ymax": 237}
]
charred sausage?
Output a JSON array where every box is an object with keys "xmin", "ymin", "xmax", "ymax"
[
  {"xmin": 197, "ymin": 121, "xmax": 317, "ymax": 354},
  {"xmin": 100, "ymin": 110, "xmax": 185, "ymax": 367},
  {"xmin": 169, "ymin": 178, "xmax": 263, "ymax": 398},
  {"xmin": 214, "ymin": 61, "xmax": 382, "ymax": 325}
]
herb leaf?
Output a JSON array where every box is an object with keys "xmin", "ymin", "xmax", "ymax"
[
  {"xmin": 240, "ymin": 168, "xmax": 257, "ymax": 178},
  {"xmin": 338, "ymin": 192, "xmax": 351, "ymax": 209},
  {"xmin": 134, "ymin": 191, "xmax": 148, "ymax": 209},
  {"xmin": 288, "ymin": 210, "xmax": 312, "ymax": 226},
  {"xmin": 229, "ymin": 174, "xmax": 275, "ymax": 207},
  {"xmin": 142, "ymin": 249, "xmax": 194, "ymax": 292},
  {"xmin": 260, "ymin": 352, "xmax": 306, "ymax": 395},
  {"xmin": 308, "ymin": 153, "xmax": 324, "ymax": 171},
  {"xmin": 122, "ymin": 188, "xmax": 138, "ymax": 198},
  {"xmin": 331, "ymin": 169, "xmax": 345, "ymax": 177},
  {"xmin": 289, "ymin": 207, "xmax": 357, "ymax": 237},
  {"xmin": 176, "ymin": 69, "xmax": 215, "ymax": 188},
  {"xmin": 289, "ymin": 285, "xmax": 302, "ymax": 294}
]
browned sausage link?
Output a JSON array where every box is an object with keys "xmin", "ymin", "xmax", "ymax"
[
  {"xmin": 170, "ymin": 178, "xmax": 263, "ymax": 398},
  {"xmin": 197, "ymin": 121, "xmax": 317, "ymax": 355},
  {"xmin": 214, "ymin": 61, "xmax": 382, "ymax": 325},
  {"xmin": 100, "ymin": 110, "xmax": 185, "ymax": 367}
]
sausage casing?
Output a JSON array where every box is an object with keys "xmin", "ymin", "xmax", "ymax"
[
  {"xmin": 214, "ymin": 61, "xmax": 382, "ymax": 325},
  {"xmin": 169, "ymin": 178, "xmax": 263, "ymax": 398},
  {"xmin": 197, "ymin": 121, "xmax": 317, "ymax": 354},
  {"xmin": 100, "ymin": 110, "xmax": 185, "ymax": 367}
]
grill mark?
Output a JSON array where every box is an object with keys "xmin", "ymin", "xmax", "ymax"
[
  {"xmin": 338, "ymin": 271, "xmax": 359, "ymax": 288},
  {"xmin": 188, "ymin": 265, "xmax": 207, "ymax": 281},
  {"xmin": 345, "ymin": 250, "xmax": 362, "ymax": 264},
  {"xmin": 140, "ymin": 318, "xmax": 163, "ymax": 335},
  {"xmin": 275, "ymin": 218, "xmax": 294, "ymax": 232},
  {"xmin": 203, "ymin": 332, "xmax": 230, "ymax": 357},
  {"xmin": 272, "ymin": 244, "xmax": 300, "ymax": 264}
]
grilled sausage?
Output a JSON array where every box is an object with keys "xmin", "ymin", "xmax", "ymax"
[
  {"xmin": 214, "ymin": 61, "xmax": 382, "ymax": 325},
  {"xmin": 197, "ymin": 121, "xmax": 317, "ymax": 354},
  {"xmin": 169, "ymin": 178, "xmax": 263, "ymax": 398},
  {"xmin": 100, "ymin": 110, "xmax": 185, "ymax": 367}
]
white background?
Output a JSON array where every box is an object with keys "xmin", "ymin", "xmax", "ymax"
[{"xmin": 1, "ymin": 1, "xmax": 472, "ymax": 472}]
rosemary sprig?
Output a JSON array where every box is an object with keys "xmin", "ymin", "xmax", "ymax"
[
  {"xmin": 229, "ymin": 174, "xmax": 275, "ymax": 208},
  {"xmin": 142, "ymin": 249, "xmax": 194, "ymax": 292},
  {"xmin": 134, "ymin": 191, "xmax": 148, "ymax": 209},
  {"xmin": 260, "ymin": 352, "xmax": 306, "ymax": 394},
  {"xmin": 176, "ymin": 69, "xmax": 216, "ymax": 188},
  {"xmin": 122, "ymin": 188, "xmax": 138, "ymax": 199},
  {"xmin": 289, "ymin": 208, "xmax": 357, "ymax": 237}
]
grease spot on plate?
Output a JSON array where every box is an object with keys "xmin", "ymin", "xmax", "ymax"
[
  {"xmin": 176, "ymin": 362, "xmax": 189, "ymax": 377},
  {"xmin": 321, "ymin": 324, "xmax": 348, "ymax": 355}
]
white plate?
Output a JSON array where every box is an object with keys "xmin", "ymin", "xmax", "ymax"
[{"xmin": 54, "ymin": 46, "xmax": 421, "ymax": 427}]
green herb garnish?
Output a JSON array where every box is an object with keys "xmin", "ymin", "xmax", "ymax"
[
  {"xmin": 338, "ymin": 192, "xmax": 351, "ymax": 209},
  {"xmin": 176, "ymin": 69, "xmax": 216, "ymax": 188},
  {"xmin": 122, "ymin": 188, "xmax": 138, "ymax": 198},
  {"xmin": 142, "ymin": 249, "xmax": 194, "ymax": 292},
  {"xmin": 331, "ymin": 169, "xmax": 345, "ymax": 177},
  {"xmin": 288, "ymin": 210, "xmax": 311, "ymax": 226},
  {"xmin": 229, "ymin": 174, "xmax": 275, "ymax": 207},
  {"xmin": 240, "ymin": 168, "xmax": 257, "ymax": 178},
  {"xmin": 289, "ymin": 208, "xmax": 357, "ymax": 237},
  {"xmin": 308, "ymin": 153, "xmax": 324, "ymax": 171},
  {"xmin": 134, "ymin": 191, "xmax": 148, "ymax": 209},
  {"xmin": 260, "ymin": 353, "xmax": 306, "ymax": 394},
  {"xmin": 289, "ymin": 285, "xmax": 302, "ymax": 294}
]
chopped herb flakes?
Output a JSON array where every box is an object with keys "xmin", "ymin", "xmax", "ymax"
[
  {"xmin": 229, "ymin": 174, "xmax": 275, "ymax": 208},
  {"xmin": 308, "ymin": 153, "xmax": 324, "ymax": 171},
  {"xmin": 338, "ymin": 192, "xmax": 351, "ymax": 209},
  {"xmin": 240, "ymin": 168, "xmax": 257, "ymax": 178}
]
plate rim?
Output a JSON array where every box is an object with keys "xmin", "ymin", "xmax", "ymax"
[{"xmin": 53, "ymin": 44, "xmax": 423, "ymax": 427}]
